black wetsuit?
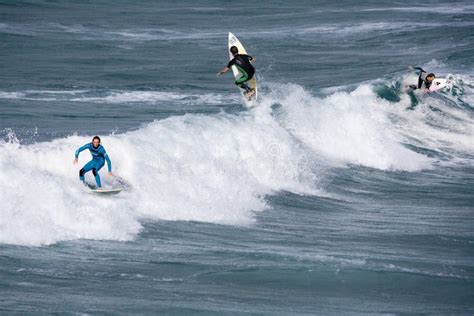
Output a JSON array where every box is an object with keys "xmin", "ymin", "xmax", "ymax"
[
  {"xmin": 227, "ymin": 54, "xmax": 255, "ymax": 92},
  {"xmin": 412, "ymin": 67, "xmax": 433, "ymax": 90}
]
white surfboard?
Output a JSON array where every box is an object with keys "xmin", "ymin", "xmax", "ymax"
[
  {"xmin": 429, "ymin": 78, "xmax": 452, "ymax": 92},
  {"xmin": 91, "ymin": 188, "xmax": 122, "ymax": 195},
  {"xmin": 228, "ymin": 32, "xmax": 257, "ymax": 102}
]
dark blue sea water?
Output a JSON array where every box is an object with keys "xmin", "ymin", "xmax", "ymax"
[{"xmin": 1, "ymin": 0, "xmax": 474, "ymax": 314}]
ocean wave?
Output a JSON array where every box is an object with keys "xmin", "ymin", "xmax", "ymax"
[
  {"xmin": 1, "ymin": 77, "xmax": 472, "ymax": 246},
  {"xmin": 263, "ymin": 83, "xmax": 434, "ymax": 171},
  {"xmin": 0, "ymin": 105, "xmax": 321, "ymax": 246}
]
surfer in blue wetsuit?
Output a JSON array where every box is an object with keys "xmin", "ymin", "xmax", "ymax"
[
  {"xmin": 217, "ymin": 46, "xmax": 256, "ymax": 97},
  {"xmin": 409, "ymin": 67, "xmax": 436, "ymax": 91},
  {"xmin": 73, "ymin": 136, "xmax": 112, "ymax": 188}
]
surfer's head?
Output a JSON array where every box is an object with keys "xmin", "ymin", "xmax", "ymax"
[
  {"xmin": 230, "ymin": 46, "xmax": 238, "ymax": 56},
  {"xmin": 92, "ymin": 136, "xmax": 101, "ymax": 148},
  {"xmin": 426, "ymin": 73, "xmax": 436, "ymax": 82}
]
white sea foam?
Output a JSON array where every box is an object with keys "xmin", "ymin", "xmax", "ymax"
[
  {"xmin": 0, "ymin": 90, "xmax": 239, "ymax": 106},
  {"xmin": 396, "ymin": 73, "xmax": 474, "ymax": 155},
  {"xmin": 71, "ymin": 91, "xmax": 238, "ymax": 105},
  {"xmin": 0, "ymin": 103, "xmax": 320, "ymax": 246},
  {"xmin": 0, "ymin": 92, "xmax": 26, "ymax": 99},
  {"xmin": 262, "ymin": 84, "xmax": 434, "ymax": 171}
]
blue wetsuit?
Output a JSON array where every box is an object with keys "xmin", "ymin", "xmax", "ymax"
[{"xmin": 75, "ymin": 143, "xmax": 112, "ymax": 188}]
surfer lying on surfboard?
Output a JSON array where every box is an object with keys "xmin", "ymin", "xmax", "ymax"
[
  {"xmin": 408, "ymin": 66, "xmax": 436, "ymax": 91},
  {"xmin": 73, "ymin": 136, "xmax": 113, "ymax": 189},
  {"xmin": 217, "ymin": 46, "xmax": 256, "ymax": 98}
]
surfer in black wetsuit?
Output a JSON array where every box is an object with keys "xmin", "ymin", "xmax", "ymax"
[
  {"xmin": 409, "ymin": 67, "xmax": 436, "ymax": 91},
  {"xmin": 217, "ymin": 46, "xmax": 256, "ymax": 97}
]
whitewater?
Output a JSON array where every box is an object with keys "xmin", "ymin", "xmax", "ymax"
[{"xmin": 1, "ymin": 77, "xmax": 472, "ymax": 246}]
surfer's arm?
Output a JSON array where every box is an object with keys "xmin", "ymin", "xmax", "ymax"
[
  {"xmin": 101, "ymin": 148, "xmax": 112, "ymax": 172},
  {"xmin": 74, "ymin": 143, "xmax": 89, "ymax": 164},
  {"xmin": 417, "ymin": 77, "xmax": 423, "ymax": 89},
  {"xmin": 105, "ymin": 154, "xmax": 112, "ymax": 173},
  {"xmin": 414, "ymin": 66, "xmax": 427, "ymax": 81},
  {"xmin": 413, "ymin": 66, "xmax": 425, "ymax": 73},
  {"xmin": 243, "ymin": 55, "xmax": 256, "ymax": 63},
  {"xmin": 217, "ymin": 67, "xmax": 230, "ymax": 76},
  {"xmin": 410, "ymin": 66, "xmax": 426, "ymax": 89},
  {"xmin": 75, "ymin": 143, "xmax": 89, "ymax": 158}
]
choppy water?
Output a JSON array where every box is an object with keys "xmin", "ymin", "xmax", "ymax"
[{"xmin": 1, "ymin": 0, "xmax": 473, "ymax": 314}]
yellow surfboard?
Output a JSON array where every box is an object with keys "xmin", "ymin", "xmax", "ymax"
[{"xmin": 228, "ymin": 32, "xmax": 257, "ymax": 101}]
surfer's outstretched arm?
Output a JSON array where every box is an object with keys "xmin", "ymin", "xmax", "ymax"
[
  {"xmin": 407, "ymin": 66, "xmax": 427, "ymax": 89},
  {"xmin": 74, "ymin": 143, "xmax": 90, "ymax": 163},
  {"xmin": 75, "ymin": 144, "xmax": 89, "ymax": 158},
  {"xmin": 414, "ymin": 67, "xmax": 427, "ymax": 89},
  {"xmin": 417, "ymin": 76, "xmax": 424, "ymax": 89},
  {"xmin": 217, "ymin": 67, "xmax": 230, "ymax": 76}
]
